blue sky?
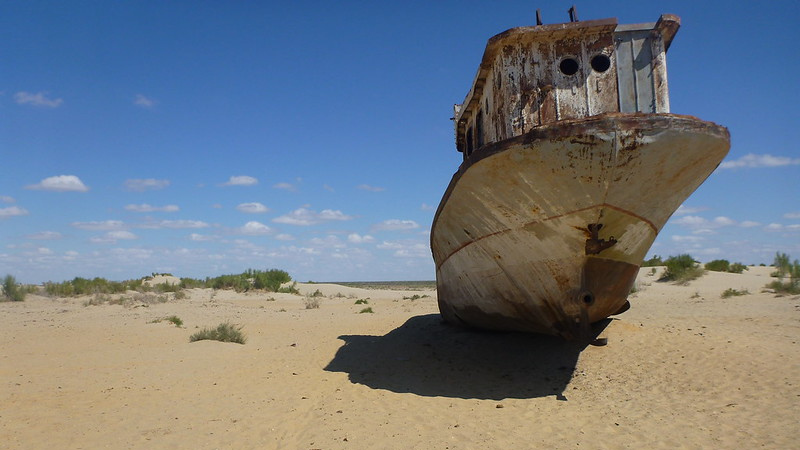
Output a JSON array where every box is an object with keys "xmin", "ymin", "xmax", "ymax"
[{"xmin": 2, "ymin": 1, "xmax": 798, "ymax": 284}]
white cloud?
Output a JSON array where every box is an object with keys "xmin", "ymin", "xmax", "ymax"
[
  {"xmin": 108, "ymin": 230, "xmax": 137, "ymax": 240},
  {"xmin": 189, "ymin": 233, "xmax": 217, "ymax": 241},
  {"xmin": 762, "ymin": 223, "xmax": 799, "ymax": 233},
  {"xmin": 273, "ymin": 208, "xmax": 353, "ymax": 226},
  {"xmin": 739, "ymin": 221, "xmax": 761, "ymax": 228},
  {"xmin": 275, "ymin": 233, "xmax": 295, "ymax": 241},
  {"xmin": 377, "ymin": 241, "xmax": 403, "ymax": 250},
  {"xmin": 378, "ymin": 241, "xmax": 429, "ymax": 258},
  {"xmin": 372, "ymin": 219, "xmax": 420, "ymax": 232},
  {"xmin": 72, "ymin": 220, "xmax": 125, "ymax": 231},
  {"xmin": 784, "ymin": 212, "xmax": 800, "ymax": 219},
  {"xmin": 672, "ymin": 215, "xmax": 708, "ymax": 227},
  {"xmin": 671, "ymin": 235, "xmax": 704, "ymax": 243},
  {"xmin": 357, "ymin": 184, "xmax": 385, "ymax": 192},
  {"xmin": 124, "ymin": 178, "xmax": 170, "ymax": 191},
  {"xmin": 1, "ymin": 196, "xmax": 14, "ymax": 203},
  {"xmin": 134, "ymin": 94, "xmax": 156, "ymax": 108},
  {"xmin": 274, "ymin": 182, "xmax": 297, "ymax": 192},
  {"xmin": 26, "ymin": 175, "xmax": 89, "ymax": 192},
  {"xmin": 238, "ymin": 221, "xmax": 273, "ymax": 235},
  {"xmin": 236, "ymin": 202, "xmax": 269, "ymax": 213},
  {"xmin": 674, "ymin": 205, "xmax": 708, "ymax": 215},
  {"xmin": 0, "ymin": 206, "xmax": 29, "ymax": 219},
  {"xmin": 26, "ymin": 231, "xmax": 63, "ymax": 240},
  {"xmin": 421, "ymin": 203, "xmax": 434, "ymax": 211},
  {"xmin": 712, "ymin": 216, "xmax": 736, "ymax": 227},
  {"xmin": 348, "ymin": 233, "xmax": 375, "ymax": 244},
  {"xmin": 323, "ymin": 184, "xmax": 335, "ymax": 192},
  {"xmin": 672, "ymin": 215, "xmax": 736, "ymax": 229},
  {"xmin": 14, "ymin": 91, "xmax": 63, "ymax": 108},
  {"xmin": 90, "ymin": 230, "xmax": 138, "ymax": 244},
  {"xmin": 125, "ymin": 203, "xmax": 179, "ymax": 213},
  {"xmin": 318, "ymin": 209, "xmax": 351, "ymax": 221},
  {"xmin": 309, "ymin": 235, "xmax": 346, "ymax": 248},
  {"xmin": 694, "ymin": 247, "xmax": 722, "ymax": 256},
  {"xmin": 109, "ymin": 248, "xmax": 153, "ymax": 259},
  {"xmin": 141, "ymin": 220, "xmax": 210, "ymax": 229},
  {"xmin": 221, "ymin": 175, "xmax": 258, "ymax": 186},
  {"xmin": 720, "ymin": 153, "xmax": 800, "ymax": 169},
  {"xmin": 394, "ymin": 245, "xmax": 429, "ymax": 258}
]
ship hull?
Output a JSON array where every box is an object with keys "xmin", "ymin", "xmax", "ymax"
[{"xmin": 431, "ymin": 114, "xmax": 730, "ymax": 339}]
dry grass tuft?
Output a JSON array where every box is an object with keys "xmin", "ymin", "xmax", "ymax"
[{"xmin": 189, "ymin": 322, "xmax": 245, "ymax": 344}]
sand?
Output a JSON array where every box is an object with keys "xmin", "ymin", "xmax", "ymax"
[{"xmin": 1, "ymin": 267, "xmax": 798, "ymax": 449}]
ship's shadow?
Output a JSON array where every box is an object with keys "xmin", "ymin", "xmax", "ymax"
[{"xmin": 324, "ymin": 314, "xmax": 609, "ymax": 400}]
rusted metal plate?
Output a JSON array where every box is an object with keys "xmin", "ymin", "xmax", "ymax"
[{"xmin": 432, "ymin": 114, "xmax": 729, "ymax": 339}]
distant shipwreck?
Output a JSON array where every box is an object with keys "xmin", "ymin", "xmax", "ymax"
[{"xmin": 431, "ymin": 10, "xmax": 730, "ymax": 339}]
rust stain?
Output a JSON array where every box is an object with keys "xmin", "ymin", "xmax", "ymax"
[{"xmin": 584, "ymin": 223, "xmax": 618, "ymax": 255}]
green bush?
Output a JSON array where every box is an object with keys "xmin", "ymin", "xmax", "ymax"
[
  {"xmin": 277, "ymin": 282, "xmax": 299, "ymax": 294},
  {"xmin": 2, "ymin": 275, "xmax": 25, "ymax": 302},
  {"xmin": 641, "ymin": 255, "xmax": 664, "ymax": 267},
  {"xmin": 154, "ymin": 282, "xmax": 181, "ymax": 293},
  {"xmin": 358, "ymin": 307, "xmax": 374, "ymax": 314},
  {"xmin": 44, "ymin": 276, "xmax": 146, "ymax": 297},
  {"xmin": 179, "ymin": 277, "xmax": 206, "ymax": 289},
  {"xmin": 704, "ymin": 259, "xmax": 730, "ymax": 272},
  {"xmin": 772, "ymin": 252, "xmax": 792, "ymax": 278},
  {"xmin": 767, "ymin": 280, "xmax": 800, "ymax": 295},
  {"xmin": 165, "ymin": 315, "xmax": 183, "ymax": 327},
  {"xmin": 251, "ymin": 269, "xmax": 291, "ymax": 292},
  {"xmin": 189, "ymin": 322, "xmax": 246, "ymax": 344},
  {"xmin": 659, "ymin": 254, "xmax": 705, "ymax": 284},
  {"xmin": 704, "ymin": 260, "xmax": 749, "ymax": 274},
  {"xmin": 354, "ymin": 298, "xmax": 369, "ymax": 305},
  {"xmin": 728, "ymin": 263, "xmax": 748, "ymax": 274},
  {"xmin": 766, "ymin": 252, "xmax": 800, "ymax": 294},
  {"xmin": 206, "ymin": 269, "xmax": 293, "ymax": 293},
  {"xmin": 41, "ymin": 269, "xmax": 294, "ymax": 297}
]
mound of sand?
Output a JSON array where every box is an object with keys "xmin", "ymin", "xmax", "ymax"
[{"xmin": 142, "ymin": 275, "xmax": 181, "ymax": 287}]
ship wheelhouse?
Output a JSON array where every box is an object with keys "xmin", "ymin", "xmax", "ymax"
[{"xmin": 454, "ymin": 15, "xmax": 680, "ymax": 160}]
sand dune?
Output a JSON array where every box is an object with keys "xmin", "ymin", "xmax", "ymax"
[{"xmin": 1, "ymin": 267, "xmax": 798, "ymax": 448}]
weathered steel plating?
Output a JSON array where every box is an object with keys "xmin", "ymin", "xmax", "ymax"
[{"xmin": 432, "ymin": 14, "xmax": 730, "ymax": 339}]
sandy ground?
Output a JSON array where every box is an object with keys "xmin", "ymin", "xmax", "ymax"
[{"xmin": 1, "ymin": 267, "xmax": 798, "ymax": 449}]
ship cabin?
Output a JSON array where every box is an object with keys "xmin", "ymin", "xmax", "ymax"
[{"xmin": 454, "ymin": 14, "xmax": 680, "ymax": 160}]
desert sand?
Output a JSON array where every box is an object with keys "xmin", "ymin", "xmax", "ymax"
[{"xmin": 1, "ymin": 267, "xmax": 798, "ymax": 449}]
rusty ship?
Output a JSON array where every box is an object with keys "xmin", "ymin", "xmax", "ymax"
[{"xmin": 430, "ymin": 12, "xmax": 730, "ymax": 340}]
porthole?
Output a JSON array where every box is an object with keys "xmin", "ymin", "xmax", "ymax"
[
  {"xmin": 559, "ymin": 58, "xmax": 580, "ymax": 76},
  {"xmin": 590, "ymin": 54, "xmax": 611, "ymax": 73}
]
